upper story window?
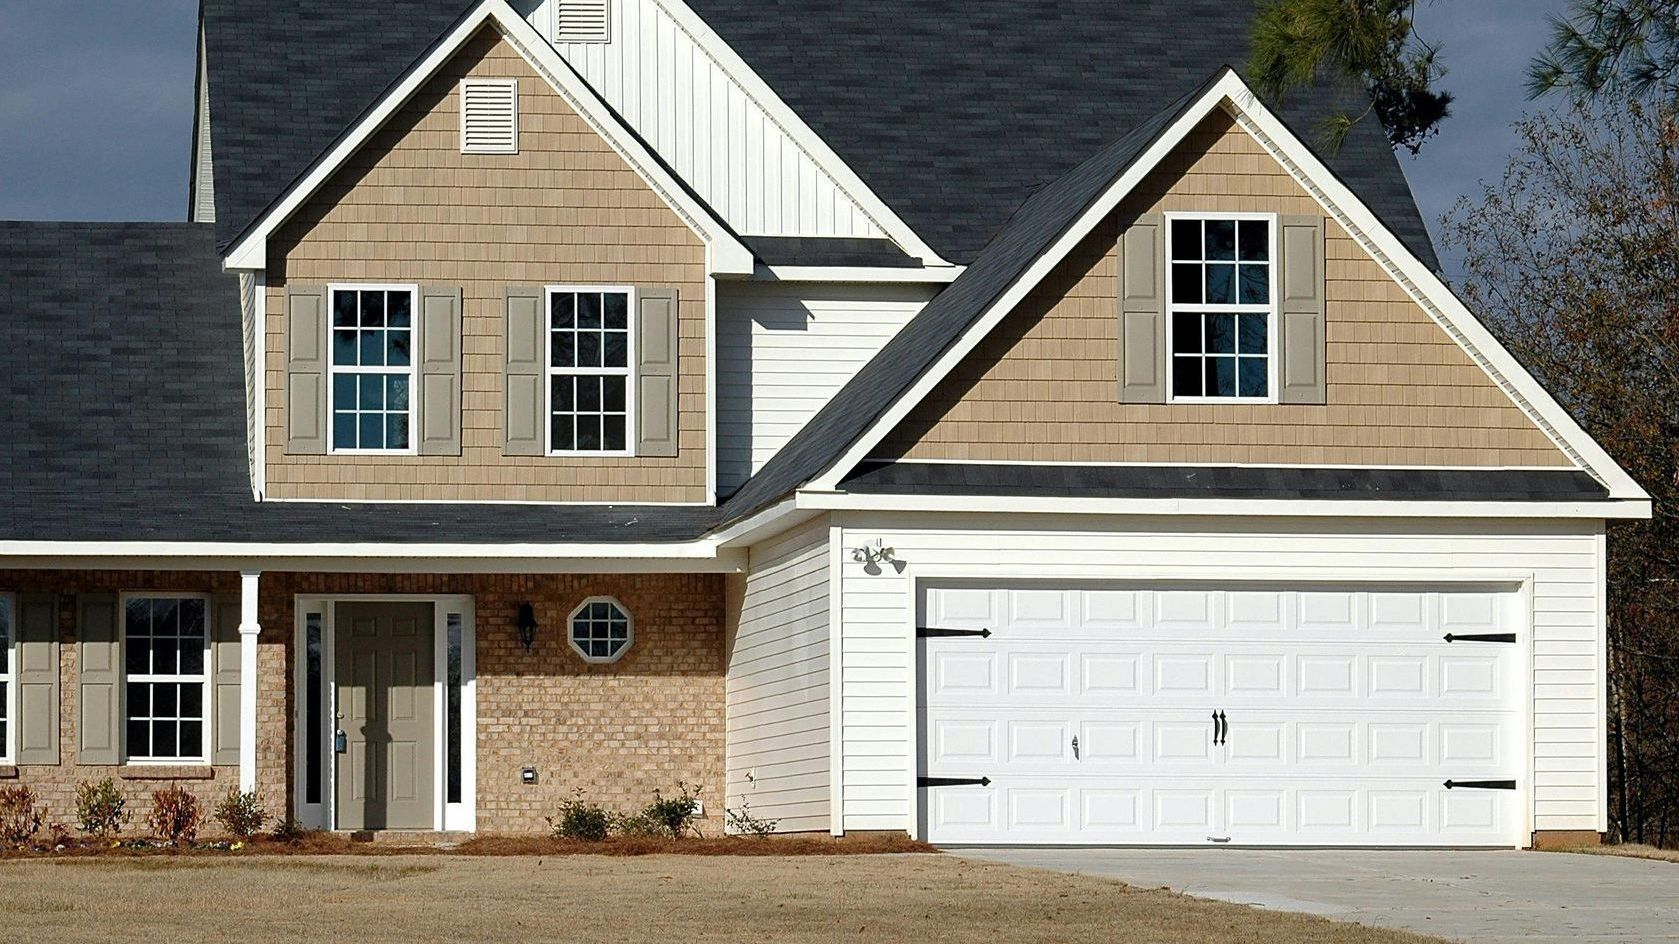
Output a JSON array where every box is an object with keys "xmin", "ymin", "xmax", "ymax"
[
  {"xmin": 123, "ymin": 596, "xmax": 209, "ymax": 764},
  {"xmin": 331, "ymin": 285, "xmax": 417, "ymax": 454},
  {"xmin": 0, "ymin": 595, "xmax": 13, "ymax": 764},
  {"xmin": 547, "ymin": 287, "xmax": 634, "ymax": 455},
  {"xmin": 1167, "ymin": 215, "xmax": 1276, "ymax": 401},
  {"xmin": 555, "ymin": 0, "xmax": 611, "ymax": 43}
]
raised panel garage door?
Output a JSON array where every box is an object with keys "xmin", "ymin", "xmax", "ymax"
[{"xmin": 919, "ymin": 585, "xmax": 1523, "ymax": 846}]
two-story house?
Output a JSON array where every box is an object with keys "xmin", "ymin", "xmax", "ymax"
[{"xmin": 0, "ymin": 0, "xmax": 1650, "ymax": 848}]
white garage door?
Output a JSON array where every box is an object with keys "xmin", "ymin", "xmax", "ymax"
[{"xmin": 920, "ymin": 585, "xmax": 1523, "ymax": 846}]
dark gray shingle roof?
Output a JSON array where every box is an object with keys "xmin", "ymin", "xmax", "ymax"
[{"xmin": 0, "ymin": 222, "xmax": 717, "ymax": 544}]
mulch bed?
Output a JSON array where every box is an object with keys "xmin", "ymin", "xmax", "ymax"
[{"xmin": 0, "ymin": 832, "xmax": 935, "ymax": 860}]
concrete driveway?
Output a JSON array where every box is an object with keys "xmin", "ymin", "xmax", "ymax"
[{"xmin": 949, "ymin": 848, "xmax": 1679, "ymax": 943}]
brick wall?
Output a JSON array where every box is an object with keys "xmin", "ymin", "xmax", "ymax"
[{"xmin": 1, "ymin": 570, "xmax": 726, "ymax": 836}]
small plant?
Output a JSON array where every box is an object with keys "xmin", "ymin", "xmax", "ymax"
[
  {"xmin": 546, "ymin": 789, "xmax": 612, "ymax": 842},
  {"xmin": 45, "ymin": 821, "xmax": 72, "ymax": 850},
  {"xmin": 213, "ymin": 787, "xmax": 268, "ymax": 840},
  {"xmin": 0, "ymin": 786, "xmax": 44, "ymax": 847},
  {"xmin": 75, "ymin": 777, "xmax": 130, "ymax": 837},
  {"xmin": 639, "ymin": 781, "xmax": 704, "ymax": 840},
  {"xmin": 269, "ymin": 818, "xmax": 310, "ymax": 844},
  {"xmin": 725, "ymin": 799, "xmax": 780, "ymax": 840},
  {"xmin": 145, "ymin": 785, "xmax": 204, "ymax": 846}
]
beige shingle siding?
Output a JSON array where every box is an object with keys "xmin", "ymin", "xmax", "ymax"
[
  {"xmin": 263, "ymin": 29, "xmax": 709, "ymax": 502},
  {"xmin": 879, "ymin": 112, "xmax": 1573, "ymax": 468}
]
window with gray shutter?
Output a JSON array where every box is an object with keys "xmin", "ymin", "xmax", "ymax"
[
  {"xmin": 15, "ymin": 593, "xmax": 59, "ymax": 765},
  {"xmin": 635, "ymin": 287, "xmax": 680, "ymax": 458},
  {"xmin": 418, "ymin": 286, "xmax": 464, "ymax": 456},
  {"xmin": 504, "ymin": 286, "xmax": 546, "ymax": 457},
  {"xmin": 1277, "ymin": 215, "xmax": 1328, "ymax": 405},
  {"xmin": 285, "ymin": 285, "xmax": 329, "ymax": 455},
  {"xmin": 1117, "ymin": 214, "xmax": 1167, "ymax": 403},
  {"xmin": 76, "ymin": 594, "xmax": 121, "ymax": 765},
  {"xmin": 211, "ymin": 595, "xmax": 241, "ymax": 767}
]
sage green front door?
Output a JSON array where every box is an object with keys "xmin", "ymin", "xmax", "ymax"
[{"xmin": 335, "ymin": 602, "xmax": 434, "ymax": 830}]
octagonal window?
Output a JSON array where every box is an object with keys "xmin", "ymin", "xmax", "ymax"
[{"xmin": 569, "ymin": 597, "xmax": 632, "ymax": 663}]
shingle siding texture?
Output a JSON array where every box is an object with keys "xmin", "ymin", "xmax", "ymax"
[
  {"xmin": 265, "ymin": 29, "xmax": 710, "ymax": 503},
  {"xmin": 877, "ymin": 113, "xmax": 1571, "ymax": 468}
]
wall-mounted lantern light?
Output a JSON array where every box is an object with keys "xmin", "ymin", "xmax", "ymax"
[{"xmin": 517, "ymin": 602, "xmax": 539, "ymax": 651}]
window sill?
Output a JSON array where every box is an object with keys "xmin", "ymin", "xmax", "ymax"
[{"xmin": 120, "ymin": 766, "xmax": 216, "ymax": 781}]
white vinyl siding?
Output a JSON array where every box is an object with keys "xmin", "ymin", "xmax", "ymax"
[
  {"xmin": 717, "ymin": 283, "xmax": 933, "ymax": 491},
  {"xmin": 834, "ymin": 513, "xmax": 1606, "ymax": 839},
  {"xmin": 528, "ymin": 0, "xmax": 885, "ymax": 239},
  {"xmin": 725, "ymin": 517, "xmax": 831, "ymax": 833},
  {"xmin": 191, "ymin": 29, "xmax": 215, "ymax": 223}
]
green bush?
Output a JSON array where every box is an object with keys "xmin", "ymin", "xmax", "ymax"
[
  {"xmin": 546, "ymin": 790, "xmax": 612, "ymax": 842},
  {"xmin": 75, "ymin": 777, "xmax": 130, "ymax": 837},
  {"xmin": 637, "ymin": 781, "xmax": 703, "ymax": 840},
  {"xmin": 145, "ymin": 785, "xmax": 203, "ymax": 846},
  {"xmin": 213, "ymin": 788, "xmax": 268, "ymax": 840},
  {"xmin": 0, "ymin": 786, "xmax": 44, "ymax": 847}
]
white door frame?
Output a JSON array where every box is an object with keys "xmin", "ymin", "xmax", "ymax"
[
  {"xmin": 903, "ymin": 568, "xmax": 1535, "ymax": 848},
  {"xmin": 292, "ymin": 594, "xmax": 477, "ymax": 832}
]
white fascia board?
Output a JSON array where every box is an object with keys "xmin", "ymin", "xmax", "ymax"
[
  {"xmin": 795, "ymin": 490, "xmax": 1653, "ymax": 521},
  {"xmin": 743, "ymin": 264, "xmax": 966, "ymax": 284},
  {"xmin": 708, "ymin": 498, "xmax": 820, "ymax": 548},
  {"xmin": 651, "ymin": 0, "xmax": 951, "ymax": 267},
  {"xmin": 808, "ymin": 70, "xmax": 1648, "ymax": 502},
  {"xmin": 221, "ymin": 0, "xmax": 753, "ymax": 278},
  {"xmin": 0, "ymin": 539, "xmax": 726, "ymax": 560}
]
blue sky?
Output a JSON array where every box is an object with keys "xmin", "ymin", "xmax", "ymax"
[{"xmin": 0, "ymin": 1, "xmax": 1564, "ymax": 279}]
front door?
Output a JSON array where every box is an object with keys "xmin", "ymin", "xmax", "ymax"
[{"xmin": 335, "ymin": 602, "xmax": 435, "ymax": 830}]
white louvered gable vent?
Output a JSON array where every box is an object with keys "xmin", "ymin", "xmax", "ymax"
[
  {"xmin": 460, "ymin": 79, "xmax": 519, "ymax": 154},
  {"xmin": 555, "ymin": 0, "xmax": 611, "ymax": 43}
]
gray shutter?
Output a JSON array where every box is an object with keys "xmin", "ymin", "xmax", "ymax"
[
  {"xmin": 15, "ymin": 594, "xmax": 60, "ymax": 765},
  {"xmin": 286, "ymin": 284, "xmax": 329, "ymax": 455},
  {"xmin": 1117, "ymin": 214, "xmax": 1167, "ymax": 403},
  {"xmin": 419, "ymin": 286, "xmax": 464, "ymax": 456},
  {"xmin": 211, "ymin": 595, "xmax": 241, "ymax": 767},
  {"xmin": 1278, "ymin": 215, "xmax": 1328, "ymax": 405},
  {"xmin": 635, "ymin": 287, "xmax": 680, "ymax": 458},
  {"xmin": 504, "ymin": 286, "xmax": 546, "ymax": 456},
  {"xmin": 76, "ymin": 594, "xmax": 121, "ymax": 766}
]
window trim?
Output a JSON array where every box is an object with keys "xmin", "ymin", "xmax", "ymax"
[
  {"xmin": 458, "ymin": 78, "xmax": 520, "ymax": 155},
  {"xmin": 1163, "ymin": 211, "xmax": 1280, "ymax": 405},
  {"xmin": 543, "ymin": 285, "xmax": 638, "ymax": 458},
  {"xmin": 567, "ymin": 596, "xmax": 634, "ymax": 665},
  {"xmin": 118, "ymin": 591, "xmax": 213, "ymax": 767},
  {"xmin": 326, "ymin": 283, "xmax": 422, "ymax": 457},
  {"xmin": 0, "ymin": 592, "xmax": 15, "ymax": 766}
]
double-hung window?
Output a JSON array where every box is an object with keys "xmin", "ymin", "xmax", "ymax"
[
  {"xmin": 1167, "ymin": 214, "xmax": 1277, "ymax": 401},
  {"xmin": 330, "ymin": 285, "xmax": 418, "ymax": 453},
  {"xmin": 0, "ymin": 595, "xmax": 13, "ymax": 764},
  {"xmin": 124, "ymin": 596, "xmax": 209, "ymax": 764},
  {"xmin": 547, "ymin": 286, "xmax": 634, "ymax": 455}
]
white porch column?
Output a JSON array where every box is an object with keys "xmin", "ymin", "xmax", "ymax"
[{"xmin": 238, "ymin": 571, "xmax": 262, "ymax": 792}]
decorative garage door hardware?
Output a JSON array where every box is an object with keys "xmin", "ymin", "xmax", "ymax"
[
  {"xmin": 916, "ymin": 626, "xmax": 993, "ymax": 639},
  {"xmin": 1443, "ymin": 779, "xmax": 1517, "ymax": 791},
  {"xmin": 1212, "ymin": 710, "xmax": 1228, "ymax": 746},
  {"xmin": 1443, "ymin": 632, "xmax": 1518, "ymax": 643},
  {"xmin": 918, "ymin": 777, "xmax": 992, "ymax": 788}
]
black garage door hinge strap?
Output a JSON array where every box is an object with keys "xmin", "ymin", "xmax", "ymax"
[
  {"xmin": 1443, "ymin": 779, "xmax": 1517, "ymax": 790},
  {"xmin": 1443, "ymin": 633, "xmax": 1517, "ymax": 643},
  {"xmin": 919, "ymin": 776, "xmax": 992, "ymax": 788},
  {"xmin": 918, "ymin": 627, "xmax": 993, "ymax": 639}
]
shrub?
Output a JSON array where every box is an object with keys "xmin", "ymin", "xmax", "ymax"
[
  {"xmin": 725, "ymin": 799, "xmax": 780, "ymax": 840},
  {"xmin": 145, "ymin": 786, "xmax": 203, "ymax": 846},
  {"xmin": 546, "ymin": 790, "xmax": 612, "ymax": 842},
  {"xmin": 269, "ymin": 818, "xmax": 309, "ymax": 844},
  {"xmin": 45, "ymin": 821, "xmax": 72, "ymax": 850},
  {"xmin": 610, "ymin": 812, "xmax": 665, "ymax": 839},
  {"xmin": 0, "ymin": 786, "xmax": 44, "ymax": 847},
  {"xmin": 638, "ymin": 781, "xmax": 703, "ymax": 840},
  {"xmin": 75, "ymin": 777, "xmax": 130, "ymax": 837},
  {"xmin": 213, "ymin": 788, "xmax": 268, "ymax": 840}
]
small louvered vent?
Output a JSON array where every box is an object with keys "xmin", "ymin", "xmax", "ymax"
[
  {"xmin": 460, "ymin": 79, "xmax": 519, "ymax": 154},
  {"xmin": 556, "ymin": 0, "xmax": 611, "ymax": 43}
]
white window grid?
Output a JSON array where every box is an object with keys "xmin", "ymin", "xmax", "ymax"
[
  {"xmin": 568, "ymin": 597, "xmax": 633, "ymax": 664},
  {"xmin": 327, "ymin": 284, "xmax": 420, "ymax": 455},
  {"xmin": 121, "ymin": 594, "xmax": 211, "ymax": 765},
  {"xmin": 1164, "ymin": 212, "xmax": 1279, "ymax": 404},
  {"xmin": 545, "ymin": 285, "xmax": 636, "ymax": 457}
]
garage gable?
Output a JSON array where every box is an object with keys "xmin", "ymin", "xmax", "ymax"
[{"xmin": 875, "ymin": 109, "xmax": 1573, "ymax": 469}]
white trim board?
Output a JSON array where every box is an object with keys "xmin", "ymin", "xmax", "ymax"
[
  {"xmin": 806, "ymin": 70, "xmax": 1649, "ymax": 504},
  {"xmin": 796, "ymin": 490, "xmax": 1650, "ymax": 520},
  {"xmin": 222, "ymin": 0, "xmax": 752, "ymax": 277}
]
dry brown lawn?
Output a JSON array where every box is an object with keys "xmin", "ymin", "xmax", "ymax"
[
  {"xmin": 1554, "ymin": 843, "xmax": 1679, "ymax": 864},
  {"xmin": 0, "ymin": 853, "xmax": 1447, "ymax": 944}
]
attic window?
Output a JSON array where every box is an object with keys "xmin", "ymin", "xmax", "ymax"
[
  {"xmin": 459, "ymin": 79, "xmax": 519, "ymax": 154},
  {"xmin": 555, "ymin": 0, "xmax": 611, "ymax": 43}
]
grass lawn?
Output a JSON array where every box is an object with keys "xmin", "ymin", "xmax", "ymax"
[
  {"xmin": 1555, "ymin": 843, "xmax": 1679, "ymax": 864},
  {"xmin": 0, "ymin": 853, "xmax": 1446, "ymax": 944}
]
